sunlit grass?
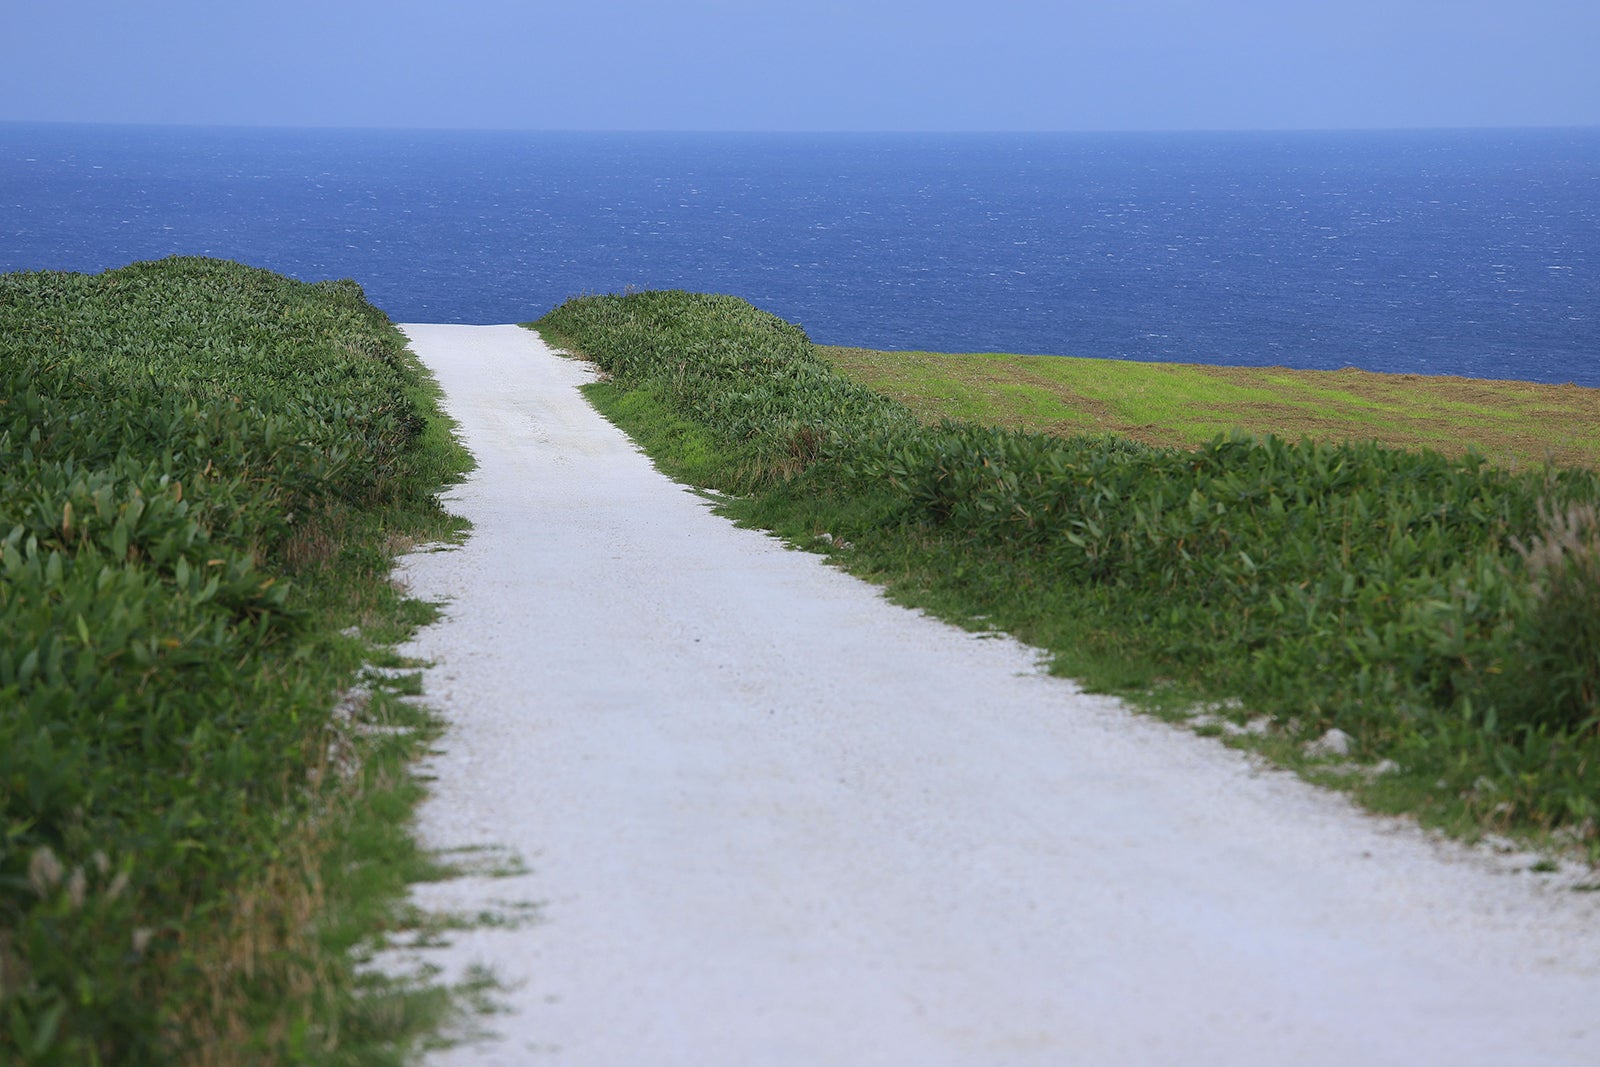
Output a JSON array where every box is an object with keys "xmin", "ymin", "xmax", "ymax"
[{"xmin": 820, "ymin": 346, "xmax": 1600, "ymax": 470}]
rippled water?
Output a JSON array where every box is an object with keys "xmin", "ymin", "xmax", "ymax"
[{"xmin": 3, "ymin": 124, "xmax": 1596, "ymax": 384}]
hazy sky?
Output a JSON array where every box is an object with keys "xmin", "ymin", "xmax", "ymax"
[{"xmin": 3, "ymin": 0, "xmax": 1597, "ymax": 132}]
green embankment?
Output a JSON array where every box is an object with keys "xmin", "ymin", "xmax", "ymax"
[
  {"xmin": 535, "ymin": 290, "xmax": 1600, "ymax": 866},
  {"xmin": 1, "ymin": 259, "xmax": 472, "ymax": 1064}
]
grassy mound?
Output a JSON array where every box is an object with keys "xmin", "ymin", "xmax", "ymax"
[
  {"xmin": 1, "ymin": 258, "xmax": 470, "ymax": 1063},
  {"xmin": 537, "ymin": 290, "xmax": 1600, "ymax": 860}
]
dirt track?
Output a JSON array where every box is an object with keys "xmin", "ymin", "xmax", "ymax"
[{"xmin": 390, "ymin": 323, "xmax": 1600, "ymax": 1066}]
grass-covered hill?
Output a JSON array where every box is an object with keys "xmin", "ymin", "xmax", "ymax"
[
  {"xmin": 536, "ymin": 290, "xmax": 1600, "ymax": 866},
  {"xmin": 1, "ymin": 258, "xmax": 470, "ymax": 1064}
]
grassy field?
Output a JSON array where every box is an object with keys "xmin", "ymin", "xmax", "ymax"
[
  {"xmin": 538, "ymin": 291, "xmax": 1600, "ymax": 871},
  {"xmin": 821, "ymin": 346, "xmax": 1600, "ymax": 471}
]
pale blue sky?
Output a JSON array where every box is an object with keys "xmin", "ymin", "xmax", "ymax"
[{"xmin": 3, "ymin": 0, "xmax": 1596, "ymax": 131}]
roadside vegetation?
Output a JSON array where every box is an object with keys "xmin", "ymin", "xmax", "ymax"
[
  {"xmin": 535, "ymin": 290, "xmax": 1600, "ymax": 865},
  {"xmin": 1, "ymin": 258, "xmax": 472, "ymax": 1064}
]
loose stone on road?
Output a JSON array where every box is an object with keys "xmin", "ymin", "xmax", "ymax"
[{"xmin": 392, "ymin": 323, "xmax": 1599, "ymax": 1066}]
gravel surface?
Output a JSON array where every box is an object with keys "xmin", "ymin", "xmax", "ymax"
[{"xmin": 390, "ymin": 323, "xmax": 1600, "ymax": 1066}]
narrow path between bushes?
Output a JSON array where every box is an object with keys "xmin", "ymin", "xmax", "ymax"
[{"xmin": 390, "ymin": 323, "xmax": 1599, "ymax": 1067}]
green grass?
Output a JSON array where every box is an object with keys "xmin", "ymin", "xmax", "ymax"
[
  {"xmin": 821, "ymin": 346, "xmax": 1600, "ymax": 471},
  {"xmin": 1, "ymin": 258, "xmax": 475, "ymax": 1064},
  {"xmin": 538, "ymin": 291, "xmax": 1600, "ymax": 866}
]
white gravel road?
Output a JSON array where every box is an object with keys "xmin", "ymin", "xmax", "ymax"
[{"xmin": 391, "ymin": 323, "xmax": 1599, "ymax": 1066}]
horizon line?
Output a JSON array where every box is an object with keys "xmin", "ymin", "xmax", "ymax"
[{"xmin": 3, "ymin": 118, "xmax": 1598, "ymax": 138}]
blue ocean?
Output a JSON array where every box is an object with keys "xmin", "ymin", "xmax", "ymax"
[{"xmin": 2, "ymin": 124, "xmax": 1597, "ymax": 386}]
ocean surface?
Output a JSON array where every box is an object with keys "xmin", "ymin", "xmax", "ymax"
[{"xmin": 2, "ymin": 123, "xmax": 1597, "ymax": 386}]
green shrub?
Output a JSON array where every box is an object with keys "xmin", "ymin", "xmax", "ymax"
[{"xmin": 1498, "ymin": 504, "xmax": 1600, "ymax": 735}]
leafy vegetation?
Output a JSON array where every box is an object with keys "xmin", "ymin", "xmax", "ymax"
[
  {"xmin": 1, "ymin": 258, "xmax": 472, "ymax": 1064},
  {"xmin": 540, "ymin": 290, "xmax": 917, "ymax": 490},
  {"xmin": 537, "ymin": 290, "xmax": 1600, "ymax": 860}
]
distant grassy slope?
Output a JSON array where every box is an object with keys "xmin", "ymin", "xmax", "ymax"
[{"xmin": 820, "ymin": 346, "xmax": 1600, "ymax": 470}]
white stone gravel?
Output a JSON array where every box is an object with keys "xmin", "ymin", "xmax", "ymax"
[{"xmin": 390, "ymin": 323, "xmax": 1600, "ymax": 1067}]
